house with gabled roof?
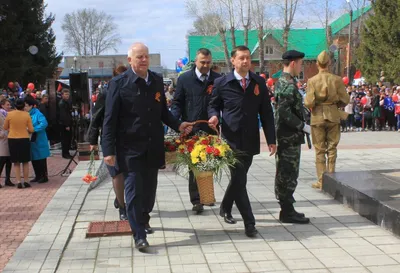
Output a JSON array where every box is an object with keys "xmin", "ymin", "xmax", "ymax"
[{"xmin": 188, "ymin": 6, "xmax": 372, "ymax": 82}]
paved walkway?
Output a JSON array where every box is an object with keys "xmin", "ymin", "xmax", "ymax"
[
  {"xmin": 0, "ymin": 155, "xmax": 77, "ymax": 272},
  {"xmin": 3, "ymin": 132, "xmax": 400, "ymax": 273}
]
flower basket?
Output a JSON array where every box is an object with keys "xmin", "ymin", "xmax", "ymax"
[
  {"xmin": 164, "ymin": 134, "xmax": 180, "ymax": 164},
  {"xmin": 165, "ymin": 151, "xmax": 177, "ymax": 164},
  {"xmin": 194, "ymin": 171, "xmax": 215, "ymax": 205},
  {"xmin": 175, "ymin": 121, "xmax": 238, "ymax": 206}
]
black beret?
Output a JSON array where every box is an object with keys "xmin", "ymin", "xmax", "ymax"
[{"xmin": 282, "ymin": 50, "xmax": 305, "ymax": 60}]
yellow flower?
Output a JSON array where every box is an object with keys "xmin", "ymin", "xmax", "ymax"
[
  {"xmin": 175, "ymin": 139, "xmax": 181, "ymax": 144},
  {"xmin": 191, "ymin": 156, "xmax": 199, "ymax": 164},
  {"xmin": 199, "ymin": 151, "xmax": 207, "ymax": 162},
  {"xmin": 178, "ymin": 144, "xmax": 185, "ymax": 150}
]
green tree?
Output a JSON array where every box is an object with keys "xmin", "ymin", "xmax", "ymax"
[
  {"xmin": 0, "ymin": 0, "xmax": 62, "ymax": 87},
  {"xmin": 357, "ymin": 0, "xmax": 400, "ymax": 83}
]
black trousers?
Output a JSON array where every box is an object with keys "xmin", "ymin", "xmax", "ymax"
[
  {"xmin": 0, "ymin": 156, "xmax": 12, "ymax": 181},
  {"xmin": 32, "ymin": 158, "xmax": 48, "ymax": 179},
  {"xmin": 61, "ymin": 127, "xmax": 71, "ymax": 156},
  {"xmin": 124, "ymin": 167, "xmax": 158, "ymax": 241},
  {"xmin": 220, "ymin": 155, "xmax": 255, "ymax": 226},
  {"xmin": 188, "ymin": 171, "xmax": 200, "ymax": 205}
]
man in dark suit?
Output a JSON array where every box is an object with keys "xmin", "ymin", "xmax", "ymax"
[
  {"xmin": 102, "ymin": 42, "xmax": 192, "ymax": 249},
  {"xmin": 58, "ymin": 90, "xmax": 72, "ymax": 159},
  {"xmin": 208, "ymin": 45, "xmax": 276, "ymax": 237},
  {"xmin": 171, "ymin": 48, "xmax": 221, "ymax": 213}
]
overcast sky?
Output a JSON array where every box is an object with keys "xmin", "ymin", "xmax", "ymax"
[{"xmin": 44, "ymin": 0, "xmax": 361, "ymax": 68}]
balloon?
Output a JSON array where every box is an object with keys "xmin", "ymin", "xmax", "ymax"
[
  {"xmin": 361, "ymin": 96, "xmax": 367, "ymax": 105},
  {"xmin": 27, "ymin": 83, "xmax": 35, "ymax": 90},
  {"xmin": 182, "ymin": 57, "xmax": 189, "ymax": 65},
  {"xmin": 267, "ymin": 78, "xmax": 274, "ymax": 87},
  {"xmin": 8, "ymin": 82, "xmax": 14, "ymax": 89},
  {"xmin": 342, "ymin": 77, "xmax": 349, "ymax": 85},
  {"xmin": 179, "ymin": 62, "xmax": 184, "ymax": 68},
  {"xmin": 177, "ymin": 60, "xmax": 182, "ymax": 66},
  {"xmin": 393, "ymin": 94, "xmax": 399, "ymax": 103},
  {"xmin": 260, "ymin": 74, "xmax": 266, "ymax": 79},
  {"xmin": 176, "ymin": 67, "xmax": 182, "ymax": 73},
  {"xmin": 91, "ymin": 94, "xmax": 97, "ymax": 103}
]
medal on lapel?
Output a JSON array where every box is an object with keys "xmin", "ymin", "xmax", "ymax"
[
  {"xmin": 206, "ymin": 85, "xmax": 213, "ymax": 95},
  {"xmin": 155, "ymin": 92, "xmax": 161, "ymax": 102},
  {"xmin": 254, "ymin": 84, "xmax": 260, "ymax": 96}
]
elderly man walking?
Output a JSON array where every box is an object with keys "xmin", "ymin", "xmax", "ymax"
[{"xmin": 102, "ymin": 43, "xmax": 192, "ymax": 249}]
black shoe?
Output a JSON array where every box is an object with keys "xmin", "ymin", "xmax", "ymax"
[
  {"xmin": 0, "ymin": 184, "xmax": 2, "ymax": 188},
  {"xmin": 245, "ymin": 224, "xmax": 258, "ymax": 237},
  {"xmin": 294, "ymin": 210, "xmax": 305, "ymax": 218},
  {"xmin": 17, "ymin": 183, "xmax": 23, "ymax": 189},
  {"xmin": 43, "ymin": 177, "xmax": 49, "ymax": 183},
  {"xmin": 119, "ymin": 207, "xmax": 128, "ymax": 221},
  {"xmin": 5, "ymin": 180, "xmax": 14, "ymax": 187},
  {"xmin": 145, "ymin": 223, "xmax": 154, "ymax": 234},
  {"xmin": 279, "ymin": 209, "xmax": 310, "ymax": 224},
  {"xmin": 37, "ymin": 177, "xmax": 48, "ymax": 183},
  {"xmin": 30, "ymin": 177, "xmax": 39, "ymax": 183},
  {"xmin": 135, "ymin": 238, "xmax": 149, "ymax": 250},
  {"xmin": 62, "ymin": 154, "xmax": 73, "ymax": 159},
  {"xmin": 219, "ymin": 211, "xmax": 237, "ymax": 224},
  {"xmin": 23, "ymin": 182, "xmax": 31, "ymax": 188},
  {"xmin": 114, "ymin": 198, "xmax": 120, "ymax": 209},
  {"xmin": 192, "ymin": 204, "xmax": 204, "ymax": 214}
]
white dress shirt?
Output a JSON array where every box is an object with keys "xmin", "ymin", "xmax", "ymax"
[{"xmin": 195, "ymin": 68, "xmax": 210, "ymax": 81}]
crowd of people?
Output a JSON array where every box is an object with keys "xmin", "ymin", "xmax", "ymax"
[{"xmin": 0, "ymin": 82, "xmax": 52, "ymax": 189}]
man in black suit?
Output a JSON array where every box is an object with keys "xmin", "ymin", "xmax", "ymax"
[
  {"xmin": 208, "ymin": 45, "xmax": 276, "ymax": 237},
  {"xmin": 171, "ymin": 48, "xmax": 221, "ymax": 213},
  {"xmin": 102, "ymin": 42, "xmax": 192, "ymax": 249},
  {"xmin": 58, "ymin": 90, "xmax": 72, "ymax": 159}
]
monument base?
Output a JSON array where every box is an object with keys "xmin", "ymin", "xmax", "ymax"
[{"xmin": 323, "ymin": 170, "xmax": 400, "ymax": 236}]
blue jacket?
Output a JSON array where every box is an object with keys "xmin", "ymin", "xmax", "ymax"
[{"xmin": 29, "ymin": 108, "xmax": 50, "ymax": 160}]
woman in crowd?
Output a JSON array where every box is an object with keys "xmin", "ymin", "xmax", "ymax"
[
  {"xmin": 25, "ymin": 96, "xmax": 50, "ymax": 183},
  {"xmin": 4, "ymin": 98, "xmax": 34, "ymax": 188},
  {"xmin": 363, "ymin": 89, "xmax": 373, "ymax": 131},
  {"xmin": 87, "ymin": 65, "xmax": 128, "ymax": 220},
  {"xmin": 0, "ymin": 99, "xmax": 14, "ymax": 187}
]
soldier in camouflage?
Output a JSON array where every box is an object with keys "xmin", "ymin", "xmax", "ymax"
[{"xmin": 274, "ymin": 50, "xmax": 310, "ymax": 224}]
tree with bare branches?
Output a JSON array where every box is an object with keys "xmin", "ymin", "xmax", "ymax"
[
  {"xmin": 252, "ymin": 0, "xmax": 268, "ymax": 74},
  {"xmin": 185, "ymin": 0, "xmax": 232, "ymax": 69},
  {"xmin": 274, "ymin": 0, "xmax": 300, "ymax": 52},
  {"xmin": 238, "ymin": 0, "xmax": 252, "ymax": 47},
  {"xmin": 61, "ymin": 8, "xmax": 121, "ymax": 56}
]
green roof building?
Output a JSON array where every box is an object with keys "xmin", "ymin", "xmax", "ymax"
[{"xmin": 188, "ymin": 6, "xmax": 371, "ymax": 81}]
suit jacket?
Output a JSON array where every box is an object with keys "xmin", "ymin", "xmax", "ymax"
[
  {"xmin": 87, "ymin": 88, "xmax": 106, "ymax": 145},
  {"xmin": 58, "ymin": 99, "xmax": 72, "ymax": 127},
  {"xmin": 102, "ymin": 68, "xmax": 182, "ymax": 171},
  {"xmin": 304, "ymin": 70, "xmax": 350, "ymax": 125},
  {"xmin": 171, "ymin": 68, "xmax": 221, "ymax": 134},
  {"xmin": 208, "ymin": 70, "xmax": 276, "ymax": 155}
]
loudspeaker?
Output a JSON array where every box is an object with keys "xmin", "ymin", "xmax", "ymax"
[{"xmin": 69, "ymin": 72, "xmax": 89, "ymax": 104}]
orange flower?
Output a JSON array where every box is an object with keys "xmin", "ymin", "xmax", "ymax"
[
  {"xmin": 254, "ymin": 84, "xmax": 260, "ymax": 96},
  {"xmin": 155, "ymin": 92, "xmax": 161, "ymax": 102}
]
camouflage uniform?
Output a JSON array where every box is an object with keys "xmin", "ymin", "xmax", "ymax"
[{"xmin": 274, "ymin": 72, "xmax": 306, "ymax": 202}]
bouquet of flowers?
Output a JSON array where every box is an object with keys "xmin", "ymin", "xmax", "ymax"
[
  {"xmin": 164, "ymin": 134, "xmax": 181, "ymax": 164},
  {"xmin": 175, "ymin": 132, "xmax": 237, "ymax": 205},
  {"xmin": 82, "ymin": 150, "xmax": 97, "ymax": 184}
]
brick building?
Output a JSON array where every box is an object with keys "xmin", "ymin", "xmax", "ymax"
[{"xmin": 188, "ymin": 6, "xmax": 371, "ymax": 83}]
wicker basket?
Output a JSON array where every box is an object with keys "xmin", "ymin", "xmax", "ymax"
[
  {"xmin": 195, "ymin": 171, "xmax": 216, "ymax": 206},
  {"xmin": 165, "ymin": 152, "xmax": 177, "ymax": 164}
]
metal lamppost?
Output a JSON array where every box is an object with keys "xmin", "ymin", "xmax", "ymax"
[{"xmin": 346, "ymin": 0, "xmax": 353, "ymax": 81}]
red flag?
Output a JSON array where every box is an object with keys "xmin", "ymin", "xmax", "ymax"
[
  {"xmin": 57, "ymin": 83, "xmax": 62, "ymax": 92},
  {"xmin": 354, "ymin": 70, "xmax": 362, "ymax": 79}
]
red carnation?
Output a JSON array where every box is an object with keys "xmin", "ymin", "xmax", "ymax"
[
  {"xmin": 168, "ymin": 145, "xmax": 176, "ymax": 152},
  {"xmin": 192, "ymin": 136, "xmax": 199, "ymax": 140},
  {"xmin": 213, "ymin": 148, "xmax": 221, "ymax": 157},
  {"xmin": 201, "ymin": 139, "xmax": 209, "ymax": 145},
  {"xmin": 179, "ymin": 148, "xmax": 185, "ymax": 154},
  {"xmin": 206, "ymin": 146, "xmax": 214, "ymax": 154},
  {"xmin": 165, "ymin": 141, "xmax": 171, "ymax": 145},
  {"xmin": 188, "ymin": 146, "xmax": 193, "ymax": 152}
]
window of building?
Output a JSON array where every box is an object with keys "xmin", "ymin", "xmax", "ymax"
[{"xmin": 265, "ymin": 45, "xmax": 274, "ymax": 55}]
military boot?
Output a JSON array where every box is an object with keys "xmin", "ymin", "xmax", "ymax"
[
  {"xmin": 279, "ymin": 201, "xmax": 305, "ymax": 218},
  {"xmin": 279, "ymin": 202, "xmax": 310, "ymax": 224},
  {"xmin": 312, "ymin": 162, "xmax": 326, "ymax": 189}
]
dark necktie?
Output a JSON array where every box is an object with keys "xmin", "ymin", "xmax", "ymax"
[
  {"xmin": 201, "ymin": 74, "xmax": 208, "ymax": 82},
  {"xmin": 241, "ymin": 78, "xmax": 247, "ymax": 91}
]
